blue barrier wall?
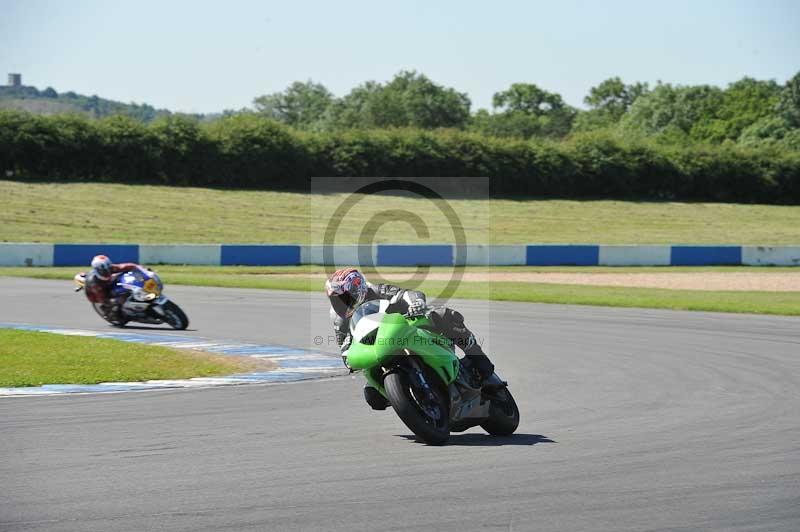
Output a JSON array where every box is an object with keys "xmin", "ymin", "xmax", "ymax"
[
  {"xmin": 377, "ymin": 245, "xmax": 453, "ymax": 266},
  {"xmin": 671, "ymin": 246, "xmax": 742, "ymax": 266},
  {"xmin": 4, "ymin": 243, "xmax": 798, "ymax": 266},
  {"xmin": 53, "ymin": 244, "xmax": 139, "ymax": 266},
  {"xmin": 526, "ymin": 245, "xmax": 599, "ymax": 266},
  {"xmin": 220, "ymin": 245, "xmax": 301, "ymax": 266}
]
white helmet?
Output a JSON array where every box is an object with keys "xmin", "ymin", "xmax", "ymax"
[
  {"xmin": 325, "ymin": 268, "xmax": 368, "ymax": 318},
  {"xmin": 91, "ymin": 255, "xmax": 113, "ymax": 281}
]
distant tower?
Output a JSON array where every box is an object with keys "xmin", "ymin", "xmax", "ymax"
[{"xmin": 8, "ymin": 73, "xmax": 22, "ymax": 87}]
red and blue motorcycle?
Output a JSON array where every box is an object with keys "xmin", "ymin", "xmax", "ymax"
[{"xmin": 74, "ymin": 268, "xmax": 189, "ymax": 330}]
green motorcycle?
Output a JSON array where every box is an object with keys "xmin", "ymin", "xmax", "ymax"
[{"xmin": 345, "ymin": 300, "xmax": 520, "ymax": 445}]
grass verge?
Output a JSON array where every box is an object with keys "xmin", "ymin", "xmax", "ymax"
[
  {"xmin": 0, "ymin": 329, "xmax": 272, "ymax": 387},
  {"xmin": 3, "ymin": 265, "xmax": 800, "ymax": 280},
  {"xmin": 1, "ymin": 266, "xmax": 798, "ymax": 316},
  {"xmin": 482, "ymin": 282, "xmax": 800, "ymax": 316},
  {"xmin": 2, "ymin": 180, "xmax": 800, "ymax": 244}
]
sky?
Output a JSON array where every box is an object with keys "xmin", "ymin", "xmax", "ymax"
[{"xmin": 1, "ymin": 0, "xmax": 798, "ymax": 114}]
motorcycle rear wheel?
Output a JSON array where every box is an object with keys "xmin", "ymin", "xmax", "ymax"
[
  {"xmin": 480, "ymin": 386, "xmax": 520, "ymax": 436},
  {"xmin": 385, "ymin": 370, "xmax": 450, "ymax": 445},
  {"xmin": 92, "ymin": 303, "xmax": 127, "ymax": 327}
]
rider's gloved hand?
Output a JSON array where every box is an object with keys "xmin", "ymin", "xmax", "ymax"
[
  {"xmin": 473, "ymin": 357, "xmax": 495, "ymax": 381},
  {"xmin": 406, "ymin": 299, "xmax": 426, "ymax": 317},
  {"xmin": 339, "ymin": 332, "xmax": 353, "ymax": 368},
  {"xmin": 341, "ymin": 349, "xmax": 354, "ymax": 373}
]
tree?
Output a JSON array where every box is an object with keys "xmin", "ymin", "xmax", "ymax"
[
  {"xmin": 470, "ymin": 83, "xmax": 575, "ymax": 138},
  {"xmin": 84, "ymin": 94, "xmax": 101, "ymax": 118},
  {"xmin": 41, "ymin": 87, "xmax": 58, "ymax": 98},
  {"xmin": 327, "ymin": 71, "xmax": 471, "ymax": 129},
  {"xmin": 620, "ymin": 83, "xmax": 724, "ymax": 140},
  {"xmin": 584, "ymin": 77, "xmax": 648, "ymax": 119},
  {"xmin": 777, "ymin": 71, "xmax": 800, "ymax": 127},
  {"xmin": 739, "ymin": 116, "xmax": 792, "ymax": 144},
  {"xmin": 572, "ymin": 78, "xmax": 649, "ymax": 133},
  {"xmin": 253, "ymin": 80, "xmax": 334, "ymax": 129},
  {"xmin": 492, "ymin": 83, "xmax": 568, "ymax": 116},
  {"xmin": 698, "ymin": 77, "xmax": 781, "ymax": 142},
  {"xmin": 571, "ymin": 109, "xmax": 617, "ymax": 133},
  {"xmin": 620, "ymin": 78, "xmax": 787, "ymax": 143},
  {"xmin": 328, "ymin": 80, "xmax": 400, "ymax": 129},
  {"xmin": 388, "ymin": 71, "xmax": 471, "ymax": 128}
]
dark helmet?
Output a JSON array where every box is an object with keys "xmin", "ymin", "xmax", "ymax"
[
  {"xmin": 91, "ymin": 255, "xmax": 113, "ymax": 281},
  {"xmin": 325, "ymin": 268, "xmax": 368, "ymax": 318}
]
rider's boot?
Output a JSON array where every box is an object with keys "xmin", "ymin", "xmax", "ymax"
[
  {"xmin": 106, "ymin": 294, "xmax": 128, "ymax": 325},
  {"xmin": 465, "ymin": 345, "xmax": 495, "ymax": 385},
  {"xmin": 427, "ymin": 306, "xmax": 496, "ymax": 385},
  {"xmin": 364, "ymin": 386, "xmax": 389, "ymax": 410}
]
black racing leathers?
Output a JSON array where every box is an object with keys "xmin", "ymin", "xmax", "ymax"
[{"xmin": 332, "ymin": 283, "xmax": 494, "ymax": 379}]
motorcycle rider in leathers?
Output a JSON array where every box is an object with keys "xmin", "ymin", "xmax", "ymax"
[
  {"xmin": 326, "ymin": 268, "xmax": 495, "ymax": 410},
  {"xmin": 83, "ymin": 255, "xmax": 148, "ymax": 323}
]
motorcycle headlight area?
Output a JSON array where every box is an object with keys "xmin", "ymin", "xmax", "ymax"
[
  {"xmin": 132, "ymin": 288, "xmax": 158, "ymax": 302},
  {"xmin": 143, "ymin": 278, "xmax": 161, "ymax": 296}
]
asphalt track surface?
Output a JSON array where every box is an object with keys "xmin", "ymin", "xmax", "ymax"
[{"xmin": 1, "ymin": 277, "xmax": 799, "ymax": 531}]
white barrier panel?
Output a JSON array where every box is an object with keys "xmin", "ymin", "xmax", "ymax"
[
  {"xmin": 301, "ymin": 245, "xmax": 377, "ymax": 266},
  {"xmin": 458, "ymin": 245, "xmax": 526, "ymax": 266},
  {"xmin": 0, "ymin": 243, "xmax": 54, "ymax": 266},
  {"xmin": 599, "ymin": 245, "xmax": 671, "ymax": 266},
  {"xmin": 742, "ymin": 246, "xmax": 800, "ymax": 266},
  {"xmin": 139, "ymin": 245, "xmax": 221, "ymax": 265}
]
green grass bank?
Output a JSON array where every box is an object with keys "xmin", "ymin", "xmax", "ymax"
[
  {"xmin": 0, "ymin": 328, "xmax": 270, "ymax": 387},
  {"xmin": 2, "ymin": 181, "xmax": 800, "ymax": 244}
]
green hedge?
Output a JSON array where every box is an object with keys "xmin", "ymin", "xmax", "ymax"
[{"xmin": 1, "ymin": 110, "xmax": 798, "ymax": 203}]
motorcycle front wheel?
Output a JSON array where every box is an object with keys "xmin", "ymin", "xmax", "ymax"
[
  {"xmin": 384, "ymin": 370, "xmax": 450, "ymax": 445},
  {"xmin": 160, "ymin": 301, "xmax": 189, "ymax": 330}
]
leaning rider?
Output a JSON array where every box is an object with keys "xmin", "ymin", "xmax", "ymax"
[
  {"xmin": 325, "ymin": 268, "xmax": 495, "ymax": 410},
  {"xmin": 83, "ymin": 255, "xmax": 147, "ymax": 322}
]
